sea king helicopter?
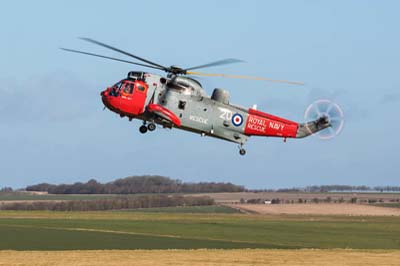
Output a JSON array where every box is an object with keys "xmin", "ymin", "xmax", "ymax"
[{"xmin": 62, "ymin": 38, "xmax": 344, "ymax": 155}]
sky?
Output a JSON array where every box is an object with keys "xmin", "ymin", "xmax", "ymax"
[{"xmin": 1, "ymin": 0, "xmax": 399, "ymax": 189}]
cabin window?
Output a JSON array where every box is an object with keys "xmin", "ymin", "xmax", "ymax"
[
  {"xmin": 178, "ymin": 101, "xmax": 186, "ymax": 110},
  {"xmin": 137, "ymin": 85, "xmax": 146, "ymax": 92},
  {"xmin": 123, "ymin": 83, "xmax": 134, "ymax": 94}
]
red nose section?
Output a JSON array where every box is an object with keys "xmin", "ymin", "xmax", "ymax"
[
  {"xmin": 101, "ymin": 88, "xmax": 116, "ymax": 112},
  {"xmin": 100, "ymin": 79, "xmax": 150, "ymax": 117}
]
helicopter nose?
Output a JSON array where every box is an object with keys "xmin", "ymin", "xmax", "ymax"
[
  {"xmin": 101, "ymin": 88, "xmax": 108, "ymax": 97},
  {"xmin": 101, "ymin": 89, "xmax": 111, "ymax": 108}
]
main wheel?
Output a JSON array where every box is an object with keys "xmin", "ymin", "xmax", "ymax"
[
  {"xmin": 139, "ymin": 125, "xmax": 148, "ymax": 134},
  {"xmin": 147, "ymin": 123, "xmax": 156, "ymax": 131},
  {"xmin": 239, "ymin": 149, "xmax": 246, "ymax": 156}
]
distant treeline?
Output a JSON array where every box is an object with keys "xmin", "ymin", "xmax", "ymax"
[
  {"xmin": 252, "ymin": 185, "xmax": 400, "ymax": 193},
  {"xmin": 0, "ymin": 195, "xmax": 214, "ymax": 211},
  {"xmin": 0, "ymin": 187, "xmax": 13, "ymax": 192},
  {"xmin": 25, "ymin": 175, "xmax": 245, "ymax": 194},
  {"xmin": 4, "ymin": 181, "xmax": 400, "ymax": 195}
]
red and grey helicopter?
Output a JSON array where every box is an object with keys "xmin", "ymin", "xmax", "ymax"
[{"xmin": 62, "ymin": 38, "xmax": 344, "ymax": 155}]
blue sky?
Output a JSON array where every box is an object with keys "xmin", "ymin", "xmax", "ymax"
[{"xmin": 1, "ymin": 0, "xmax": 399, "ymax": 189}]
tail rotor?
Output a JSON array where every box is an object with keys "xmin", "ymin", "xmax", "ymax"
[{"xmin": 304, "ymin": 99, "xmax": 344, "ymax": 140}]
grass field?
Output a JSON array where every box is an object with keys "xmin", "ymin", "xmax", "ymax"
[
  {"xmin": 1, "ymin": 210, "xmax": 399, "ymax": 266},
  {"xmin": 374, "ymin": 202, "xmax": 400, "ymax": 208},
  {"xmin": 123, "ymin": 205, "xmax": 240, "ymax": 213},
  {"xmin": 1, "ymin": 249, "xmax": 400, "ymax": 266},
  {"xmin": 1, "ymin": 211, "xmax": 399, "ymax": 250}
]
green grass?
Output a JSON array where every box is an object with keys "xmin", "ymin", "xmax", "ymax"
[
  {"xmin": 0, "ymin": 211, "xmax": 399, "ymax": 250},
  {"xmin": 373, "ymin": 203, "xmax": 400, "ymax": 208},
  {"xmin": 0, "ymin": 224, "xmax": 268, "ymax": 250},
  {"xmin": 123, "ymin": 205, "xmax": 240, "ymax": 213}
]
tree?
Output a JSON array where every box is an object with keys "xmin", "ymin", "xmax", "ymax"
[
  {"xmin": 0, "ymin": 187, "xmax": 12, "ymax": 192},
  {"xmin": 25, "ymin": 175, "xmax": 246, "ymax": 194}
]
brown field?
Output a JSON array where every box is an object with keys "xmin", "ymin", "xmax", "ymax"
[
  {"xmin": 197, "ymin": 192, "xmax": 400, "ymax": 203},
  {"xmin": 229, "ymin": 203, "xmax": 400, "ymax": 216},
  {"xmin": 0, "ymin": 249, "xmax": 399, "ymax": 266}
]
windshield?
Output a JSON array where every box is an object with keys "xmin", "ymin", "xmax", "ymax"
[
  {"xmin": 115, "ymin": 81, "xmax": 123, "ymax": 88},
  {"xmin": 109, "ymin": 81, "xmax": 123, "ymax": 96}
]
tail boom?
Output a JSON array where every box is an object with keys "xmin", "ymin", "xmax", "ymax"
[
  {"xmin": 296, "ymin": 116, "xmax": 331, "ymax": 138},
  {"xmin": 244, "ymin": 108, "xmax": 298, "ymax": 138},
  {"xmin": 244, "ymin": 108, "xmax": 330, "ymax": 139}
]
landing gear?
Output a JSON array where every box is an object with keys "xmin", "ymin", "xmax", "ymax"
[
  {"xmin": 147, "ymin": 123, "xmax": 156, "ymax": 131},
  {"xmin": 139, "ymin": 125, "xmax": 148, "ymax": 134},
  {"xmin": 139, "ymin": 122, "xmax": 156, "ymax": 134},
  {"xmin": 238, "ymin": 144, "xmax": 246, "ymax": 156}
]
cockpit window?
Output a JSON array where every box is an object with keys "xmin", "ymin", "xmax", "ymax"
[
  {"xmin": 110, "ymin": 81, "xmax": 123, "ymax": 97},
  {"xmin": 112, "ymin": 81, "xmax": 123, "ymax": 90},
  {"xmin": 137, "ymin": 85, "xmax": 145, "ymax": 92}
]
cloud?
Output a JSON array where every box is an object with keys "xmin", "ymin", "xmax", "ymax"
[{"xmin": 381, "ymin": 93, "xmax": 400, "ymax": 104}]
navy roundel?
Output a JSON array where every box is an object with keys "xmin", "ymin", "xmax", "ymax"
[{"xmin": 232, "ymin": 113, "xmax": 243, "ymax": 126}]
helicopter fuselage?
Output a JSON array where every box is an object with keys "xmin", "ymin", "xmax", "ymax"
[
  {"xmin": 62, "ymin": 37, "xmax": 339, "ymax": 155},
  {"xmin": 101, "ymin": 71, "xmax": 326, "ymax": 149}
]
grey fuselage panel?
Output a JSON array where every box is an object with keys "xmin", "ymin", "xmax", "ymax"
[{"xmin": 143, "ymin": 74, "xmax": 249, "ymax": 144}]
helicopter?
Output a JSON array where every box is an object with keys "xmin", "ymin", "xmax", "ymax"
[{"xmin": 62, "ymin": 38, "xmax": 344, "ymax": 155}]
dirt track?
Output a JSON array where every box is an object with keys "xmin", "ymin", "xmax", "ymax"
[
  {"xmin": 0, "ymin": 250, "xmax": 399, "ymax": 266},
  {"xmin": 229, "ymin": 203, "xmax": 400, "ymax": 216}
]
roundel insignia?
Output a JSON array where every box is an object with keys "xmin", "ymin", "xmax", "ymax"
[{"xmin": 232, "ymin": 113, "xmax": 243, "ymax": 126}]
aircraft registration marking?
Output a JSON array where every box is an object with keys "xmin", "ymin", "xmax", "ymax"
[{"xmin": 190, "ymin": 115, "xmax": 208, "ymax": 125}]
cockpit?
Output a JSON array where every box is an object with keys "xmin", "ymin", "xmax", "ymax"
[
  {"xmin": 101, "ymin": 76, "xmax": 149, "ymax": 115},
  {"xmin": 108, "ymin": 79, "xmax": 146, "ymax": 97}
]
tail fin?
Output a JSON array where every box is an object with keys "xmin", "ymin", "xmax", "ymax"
[{"xmin": 296, "ymin": 116, "xmax": 330, "ymax": 138}]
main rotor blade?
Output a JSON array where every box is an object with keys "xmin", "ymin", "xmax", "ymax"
[
  {"xmin": 79, "ymin": 37, "xmax": 168, "ymax": 70},
  {"xmin": 184, "ymin": 58, "xmax": 245, "ymax": 71},
  {"xmin": 60, "ymin": 48, "xmax": 165, "ymax": 70},
  {"xmin": 187, "ymin": 71, "xmax": 305, "ymax": 85}
]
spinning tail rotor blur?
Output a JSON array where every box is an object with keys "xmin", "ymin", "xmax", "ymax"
[{"xmin": 304, "ymin": 99, "xmax": 344, "ymax": 140}]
